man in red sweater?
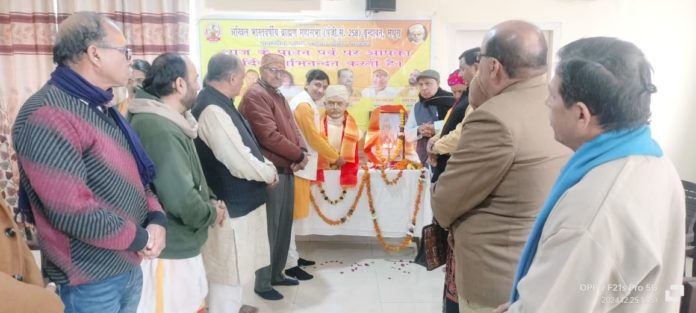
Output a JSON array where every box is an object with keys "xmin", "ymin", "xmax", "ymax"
[
  {"xmin": 239, "ymin": 53, "xmax": 308, "ymax": 300},
  {"xmin": 12, "ymin": 12, "xmax": 166, "ymax": 313}
]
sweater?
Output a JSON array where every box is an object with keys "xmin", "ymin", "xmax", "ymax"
[
  {"xmin": 129, "ymin": 98, "xmax": 217, "ymax": 259},
  {"xmin": 239, "ymin": 81, "xmax": 307, "ymax": 169},
  {"xmin": 12, "ymin": 84, "xmax": 165, "ymax": 285}
]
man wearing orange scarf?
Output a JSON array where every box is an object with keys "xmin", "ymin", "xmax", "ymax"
[{"xmin": 317, "ymin": 85, "xmax": 360, "ymax": 186}]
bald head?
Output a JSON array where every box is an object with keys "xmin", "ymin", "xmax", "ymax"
[{"xmin": 482, "ymin": 20, "xmax": 547, "ymax": 78}]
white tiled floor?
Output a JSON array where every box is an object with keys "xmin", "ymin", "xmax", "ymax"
[{"xmin": 241, "ymin": 237, "xmax": 445, "ymax": 313}]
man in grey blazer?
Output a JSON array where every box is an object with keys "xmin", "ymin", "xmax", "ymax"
[{"xmin": 432, "ymin": 20, "xmax": 571, "ymax": 313}]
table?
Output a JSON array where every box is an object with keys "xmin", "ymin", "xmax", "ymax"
[{"xmin": 294, "ymin": 169, "xmax": 432, "ymax": 238}]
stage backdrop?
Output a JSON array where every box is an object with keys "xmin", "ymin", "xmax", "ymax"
[{"xmin": 198, "ymin": 18, "xmax": 431, "ymax": 130}]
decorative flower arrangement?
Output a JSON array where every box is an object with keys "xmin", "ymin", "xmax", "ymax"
[
  {"xmin": 309, "ymin": 174, "xmax": 369, "ymax": 226},
  {"xmin": 375, "ymin": 138, "xmax": 403, "ymax": 164},
  {"xmin": 367, "ymin": 167, "xmax": 427, "ymax": 252},
  {"xmin": 318, "ymin": 184, "xmax": 347, "ymax": 205},
  {"xmin": 377, "ymin": 159, "xmax": 422, "ymax": 185},
  {"xmin": 393, "ymin": 159, "xmax": 422, "ymax": 170},
  {"xmin": 310, "ymin": 165, "xmax": 427, "ymax": 252}
]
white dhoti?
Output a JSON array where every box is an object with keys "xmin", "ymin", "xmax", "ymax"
[
  {"xmin": 285, "ymin": 225, "xmax": 299, "ymax": 269},
  {"xmin": 137, "ymin": 255, "xmax": 208, "ymax": 313},
  {"xmin": 202, "ymin": 205, "xmax": 271, "ymax": 313}
]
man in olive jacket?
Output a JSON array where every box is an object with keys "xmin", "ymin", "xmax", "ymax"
[
  {"xmin": 432, "ymin": 20, "xmax": 571, "ymax": 313},
  {"xmin": 129, "ymin": 53, "xmax": 227, "ymax": 313}
]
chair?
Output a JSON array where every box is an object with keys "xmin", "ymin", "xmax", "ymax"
[
  {"xmin": 681, "ymin": 181, "xmax": 696, "ymax": 313},
  {"xmin": 683, "ymin": 180, "xmax": 696, "ymax": 275},
  {"xmin": 682, "ymin": 277, "xmax": 696, "ymax": 313}
]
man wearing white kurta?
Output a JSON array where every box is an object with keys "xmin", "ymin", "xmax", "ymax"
[
  {"xmin": 192, "ymin": 53, "xmax": 275, "ymax": 313},
  {"xmin": 286, "ymin": 70, "xmax": 341, "ymax": 280},
  {"xmin": 496, "ymin": 37, "xmax": 685, "ymax": 313}
]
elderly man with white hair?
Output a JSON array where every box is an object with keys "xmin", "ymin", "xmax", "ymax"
[{"xmin": 318, "ymin": 85, "xmax": 361, "ymax": 184}]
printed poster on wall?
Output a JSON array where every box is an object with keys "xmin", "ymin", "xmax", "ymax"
[{"xmin": 199, "ymin": 19, "xmax": 431, "ymax": 130}]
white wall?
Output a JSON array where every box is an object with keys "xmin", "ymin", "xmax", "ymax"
[{"xmin": 196, "ymin": 0, "xmax": 696, "ymax": 180}]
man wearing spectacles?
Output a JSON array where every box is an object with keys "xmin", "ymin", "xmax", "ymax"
[
  {"xmin": 239, "ymin": 53, "xmax": 309, "ymax": 301},
  {"xmin": 12, "ymin": 12, "xmax": 166, "ymax": 313},
  {"xmin": 432, "ymin": 20, "xmax": 571, "ymax": 313}
]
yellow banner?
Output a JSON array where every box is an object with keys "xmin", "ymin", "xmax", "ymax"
[{"xmin": 199, "ymin": 19, "xmax": 431, "ymax": 130}]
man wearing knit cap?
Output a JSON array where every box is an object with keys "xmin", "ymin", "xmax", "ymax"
[
  {"xmin": 404, "ymin": 69, "xmax": 454, "ymax": 165},
  {"xmin": 239, "ymin": 53, "xmax": 308, "ymax": 300}
]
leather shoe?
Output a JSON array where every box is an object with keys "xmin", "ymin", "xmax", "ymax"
[
  {"xmin": 298, "ymin": 257, "xmax": 316, "ymax": 266},
  {"xmin": 271, "ymin": 277, "xmax": 299, "ymax": 286},
  {"xmin": 284, "ymin": 266, "xmax": 314, "ymax": 280},
  {"xmin": 254, "ymin": 288, "xmax": 283, "ymax": 300}
]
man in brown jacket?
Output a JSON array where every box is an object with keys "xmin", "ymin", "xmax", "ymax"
[
  {"xmin": 0, "ymin": 199, "xmax": 63, "ymax": 312},
  {"xmin": 431, "ymin": 20, "xmax": 571, "ymax": 313},
  {"xmin": 239, "ymin": 53, "xmax": 308, "ymax": 301}
]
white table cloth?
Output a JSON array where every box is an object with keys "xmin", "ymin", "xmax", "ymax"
[{"xmin": 294, "ymin": 169, "xmax": 432, "ymax": 238}]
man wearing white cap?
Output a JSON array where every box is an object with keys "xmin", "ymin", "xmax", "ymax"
[{"xmin": 319, "ymin": 85, "xmax": 361, "ymax": 184}]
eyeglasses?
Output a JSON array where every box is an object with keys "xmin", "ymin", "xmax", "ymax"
[
  {"xmin": 97, "ymin": 45, "xmax": 132, "ymax": 61},
  {"xmin": 475, "ymin": 53, "xmax": 493, "ymax": 63},
  {"xmin": 263, "ymin": 66, "xmax": 284, "ymax": 76}
]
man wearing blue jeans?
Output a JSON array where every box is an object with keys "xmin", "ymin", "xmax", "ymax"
[{"xmin": 13, "ymin": 12, "xmax": 166, "ymax": 313}]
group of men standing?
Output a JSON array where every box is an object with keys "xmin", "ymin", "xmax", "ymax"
[
  {"xmin": 5, "ymin": 9, "xmax": 687, "ymax": 313},
  {"xmin": 9, "ymin": 11, "xmax": 341, "ymax": 313}
]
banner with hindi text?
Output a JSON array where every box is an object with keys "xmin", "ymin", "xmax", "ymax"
[{"xmin": 199, "ymin": 18, "xmax": 431, "ymax": 130}]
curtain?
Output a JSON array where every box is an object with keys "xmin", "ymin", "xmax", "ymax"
[
  {"xmin": 0, "ymin": 0, "xmax": 189, "ymax": 217},
  {"xmin": 0, "ymin": 0, "xmax": 58, "ymax": 214},
  {"xmin": 57, "ymin": 0, "xmax": 190, "ymax": 62}
]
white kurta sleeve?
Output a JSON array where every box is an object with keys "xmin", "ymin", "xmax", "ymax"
[
  {"xmin": 507, "ymin": 228, "xmax": 640, "ymax": 313},
  {"xmin": 404, "ymin": 108, "xmax": 420, "ymax": 142},
  {"xmin": 198, "ymin": 105, "xmax": 277, "ymax": 184},
  {"xmin": 432, "ymin": 120, "xmax": 463, "ymax": 155}
]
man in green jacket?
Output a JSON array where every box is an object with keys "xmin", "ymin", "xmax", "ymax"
[{"xmin": 129, "ymin": 53, "xmax": 227, "ymax": 313}]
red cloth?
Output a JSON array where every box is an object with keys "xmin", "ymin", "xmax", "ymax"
[{"xmin": 316, "ymin": 112, "xmax": 359, "ymax": 187}]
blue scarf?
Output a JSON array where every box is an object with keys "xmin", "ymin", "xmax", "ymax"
[
  {"xmin": 18, "ymin": 65, "xmax": 156, "ymax": 223},
  {"xmin": 509, "ymin": 125, "xmax": 662, "ymax": 302}
]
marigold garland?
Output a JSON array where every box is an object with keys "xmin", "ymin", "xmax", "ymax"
[
  {"xmin": 378, "ymin": 167, "xmax": 404, "ymax": 185},
  {"xmin": 318, "ymin": 184, "xmax": 348, "ymax": 205},
  {"xmin": 310, "ymin": 166, "xmax": 428, "ymax": 252},
  {"xmin": 309, "ymin": 175, "xmax": 368, "ymax": 225},
  {"xmin": 367, "ymin": 167, "xmax": 427, "ymax": 252},
  {"xmin": 377, "ymin": 160, "xmax": 421, "ymax": 185},
  {"xmin": 375, "ymin": 138, "xmax": 403, "ymax": 164}
]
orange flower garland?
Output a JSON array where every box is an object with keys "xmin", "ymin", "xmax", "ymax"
[
  {"xmin": 318, "ymin": 183, "xmax": 348, "ymax": 205},
  {"xmin": 310, "ymin": 165, "xmax": 428, "ymax": 252},
  {"xmin": 375, "ymin": 138, "xmax": 403, "ymax": 164},
  {"xmin": 309, "ymin": 174, "xmax": 368, "ymax": 225},
  {"xmin": 378, "ymin": 160, "xmax": 421, "ymax": 185},
  {"xmin": 378, "ymin": 166, "xmax": 404, "ymax": 185},
  {"xmin": 393, "ymin": 159, "xmax": 422, "ymax": 170},
  {"xmin": 366, "ymin": 167, "xmax": 427, "ymax": 252}
]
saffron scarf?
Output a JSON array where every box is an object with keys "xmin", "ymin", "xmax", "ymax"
[
  {"xmin": 510, "ymin": 125, "xmax": 663, "ymax": 302},
  {"xmin": 316, "ymin": 113, "xmax": 359, "ymax": 187}
]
